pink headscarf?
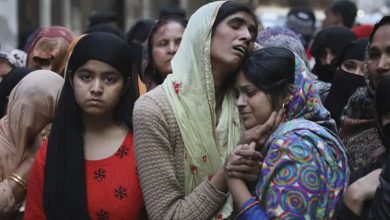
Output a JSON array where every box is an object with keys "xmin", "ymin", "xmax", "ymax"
[{"xmin": 0, "ymin": 70, "xmax": 64, "ymax": 180}]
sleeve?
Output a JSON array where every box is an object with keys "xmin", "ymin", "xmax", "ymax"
[
  {"xmin": 133, "ymin": 96, "xmax": 227, "ymax": 220},
  {"xmin": 0, "ymin": 179, "xmax": 18, "ymax": 218},
  {"xmin": 257, "ymin": 132, "xmax": 330, "ymax": 219},
  {"xmin": 24, "ymin": 141, "xmax": 48, "ymax": 220},
  {"xmin": 237, "ymin": 197, "xmax": 268, "ymax": 220}
]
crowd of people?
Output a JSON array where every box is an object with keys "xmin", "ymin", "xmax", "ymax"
[{"xmin": 0, "ymin": 0, "xmax": 389, "ymax": 219}]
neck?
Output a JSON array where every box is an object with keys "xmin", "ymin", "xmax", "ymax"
[
  {"xmin": 82, "ymin": 113, "xmax": 118, "ymax": 134},
  {"xmin": 212, "ymin": 61, "xmax": 228, "ymax": 103}
]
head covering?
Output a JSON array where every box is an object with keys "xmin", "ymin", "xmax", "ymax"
[
  {"xmin": 0, "ymin": 67, "xmax": 33, "ymax": 118},
  {"xmin": 43, "ymin": 32, "xmax": 137, "ymax": 220},
  {"xmin": 311, "ymin": 26, "xmax": 356, "ymax": 82},
  {"xmin": 256, "ymin": 26, "xmax": 301, "ymax": 45},
  {"xmin": 285, "ymin": 6, "xmax": 316, "ymax": 48},
  {"xmin": 331, "ymin": 0, "xmax": 357, "ymax": 28},
  {"xmin": 0, "ymin": 49, "xmax": 27, "ymax": 67},
  {"xmin": 26, "ymin": 26, "xmax": 75, "ymax": 74},
  {"xmin": 0, "ymin": 70, "xmax": 63, "ymax": 180},
  {"xmin": 162, "ymin": 1, "xmax": 255, "ymax": 218},
  {"xmin": 255, "ymin": 53, "xmax": 349, "ymax": 219},
  {"xmin": 338, "ymin": 20, "xmax": 389, "ymax": 170},
  {"xmin": 352, "ymin": 24, "xmax": 374, "ymax": 39},
  {"xmin": 85, "ymin": 23, "xmax": 126, "ymax": 41},
  {"xmin": 324, "ymin": 38, "xmax": 369, "ymax": 127}
]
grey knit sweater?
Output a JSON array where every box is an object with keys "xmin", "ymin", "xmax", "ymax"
[{"xmin": 133, "ymin": 86, "xmax": 227, "ymax": 220}]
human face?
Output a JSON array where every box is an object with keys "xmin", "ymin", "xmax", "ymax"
[
  {"xmin": 0, "ymin": 59, "xmax": 12, "ymax": 77},
  {"xmin": 72, "ymin": 60, "xmax": 124, "ymax": 118},
  {"xmin": 319, "ymin": 48, "xmax": 335, "ymax": 65},
  {"xmin": 210, "ymin": 12, "xmax": 257, "ymax": 73},
  {"xmin": 367, "ymin": 25, "xmax": 390, "ymax": 88},
  {"xmin": 341, "ymin": 59, "xmax": 364, "ymax": 76},
  {"xmin": 152, "ymin": 21, "xmax": 185, "ymax": 78},
  {"xmin": 28, "ymin": 37, "xmax": 69, "ymax": 75},
  {"xmin": 235, "ymin": 71, "xmax": 273, "ymax": 130},
  {"xmin": 322, "ymin": 8, "xmax": 341, "ymax": 28}
]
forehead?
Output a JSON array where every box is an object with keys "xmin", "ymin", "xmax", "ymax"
[
  {"xmin": 221, "ymin": 11, "xmax": 256, "ymax": 26},
  {"xmin": 370, "ymin": 25, "xmax": 390, "ymax": 48}
]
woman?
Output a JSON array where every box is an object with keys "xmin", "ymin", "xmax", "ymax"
[
  {"xmin": 339, "ymin": 16, "xmax": 390, "ymax": 171},
  {"xmin": 0, "ymin": 70, "xmax": 63, "ymax": 219},
  {"xmin": 310, "ymin": 26, "xmax": 356, "ymax": 83},
  {"xmin": 133, "ymin": 1, "xmax": 267, "ymax": 219},
  {"xmin": 26, "ymin": 26, "xmax": 75, "ymax": 76},
  {"xmin": 0, "ymin": 67, "xmax": 33, "ymax": 118},
  {"xmin": 24, "ymin": 32, "xmax": 145, "ymax": 220},
  {"xmin": 324, "ymin": 38, "xmax": 368, "ymax": 128},
  {"xmin": 336, "ymin": 17, "xmax": 390, "ymax": 218},
  {"xmin": 227, "ymin": 47, "xmax": 349, "ymax": 219},
  {"xmin": 142, "ymin": 15, "xmax": 187, "ymax": 91}
]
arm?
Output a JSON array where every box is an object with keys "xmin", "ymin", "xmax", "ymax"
[
  {"xmin": 133, "ymin": 95, "xmax": 227, "ymax": 220},
  {"xmin": 24, "ymin": 142, "xmax": 48, "ymax": 220},
  {"xmin": 0, "ymin": 152, "xmax": 35, "ymax": 218}
]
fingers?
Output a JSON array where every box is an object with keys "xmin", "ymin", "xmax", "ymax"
[
  {"xmin": 234, "ymin": 150, "xmax": 263, "ymax": 162},
  {"xmin": 226, "ymin": 171, "xmax": 259, "ymax": 182},
  {"xmin": 273, "ymin": 108, "xmax": 286, "ymax": 131}
]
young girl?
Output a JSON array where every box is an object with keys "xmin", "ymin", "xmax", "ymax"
[{"xmin": 24, "ymin": 32, "xmax": 145, "ymax": 220}]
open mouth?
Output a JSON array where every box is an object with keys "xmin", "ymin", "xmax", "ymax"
[{"xmin": 233, "ymin": 45, "xmax": 246, "ymax": 56}]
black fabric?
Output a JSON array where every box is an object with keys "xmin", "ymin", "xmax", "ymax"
[
  {"xmin": 0, "ymin": 67, "xmax": 33, "ymax": 118},
  {"xmin": 375, "ymin": 75, "xmax": 390, "ymax": 151},
  {"xmin": 311, "ymin": 62, "xmax": 336, "ymax": 83},
  {"xmin": 311, "ymin": 26, "xmax": 356, "ymax": 59},
  {"xmin": 85, "ymin": 23, "xmax": 126, "ymax": 41},
  {"xmin": 324, "ymin": 69, "xmax": 365, "ymax": 127},
  {"xmin": 333, "ymin": 38, "xmax": 369, "ymax": 67},
  {"xmin": 43, "ymin": 32, "xmax": 137, "ymax": 220}
]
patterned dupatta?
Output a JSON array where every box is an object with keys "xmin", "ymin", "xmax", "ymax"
[
  {"xmin": 255, "ymin": 55, "xmax": 349, "ymax": 219},
  {"xmin": 162, "ymin": 1, "xmax": 243, "ymax": 218}
]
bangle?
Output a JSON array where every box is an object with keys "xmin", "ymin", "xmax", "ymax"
[
  {"xmin": 237, "ymin": 199, "xmax": 260, "ymax": 217},
  {"xmin": 8, "ymin": 173, "xmax": 27, "ymax": 190}
]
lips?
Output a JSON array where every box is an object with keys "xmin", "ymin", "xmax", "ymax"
[
  {"xmin": 233, "ymin": 45, "xmax": 247, "ymax": 57},
  {"xmin": 87, "ymin": 98, "xmax": 103, "ymax": 104}
]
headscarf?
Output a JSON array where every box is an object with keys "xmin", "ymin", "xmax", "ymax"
[
  {"xmin": 0, "ymin": 70, "xmax": 63, "ymax": 180},
  {"xmin": 0, "ymin": 49, "xmax": 27, "ymax": 67},
  {"xmin": 162, "ymin": 1, "xmax": 248, "ymax": 218},
  {"xmin": 310, "ymin": 26, "xmax": 356, "ymax": 82},
  {"xmin": 26, "ymin": 26, "xmax": 75, "ymax": 74},
  {"xmin": 0, "ymin": 67, "xmax": 33, "ymax": 118},
  {"xmin": 324, "ymin": 38, "xmax": 368, "ymax": 127},
  {"xmin": 43, "ymin": 32, "xmax": 137, "ymax": 220},
  {"xmin": 256, "ymin": 26, "xmax": 301, "ymax": 46},
  {"xmin": 256, "ymin": 54, "xmax": 349, "ymax": 219},
  {"xmin": 338, "ymin": 23, "xmax": 386, "ymax": 170}
]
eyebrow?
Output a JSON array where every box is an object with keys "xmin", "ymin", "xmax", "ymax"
[{"xmin": 229, "ymin": 17, "xmax": 257, "ymax": 38}]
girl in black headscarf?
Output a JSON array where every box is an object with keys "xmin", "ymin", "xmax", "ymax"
[{"xmin": 24, "ymin": 32, "xmax": 145, "ymax": 220}]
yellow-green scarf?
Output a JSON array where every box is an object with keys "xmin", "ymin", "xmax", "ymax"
[{"xmin": 162, "ymin": 1, "xmax": 243, "ymax": 218}]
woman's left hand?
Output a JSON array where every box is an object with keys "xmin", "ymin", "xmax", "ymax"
[{"xmin": 225, "ymin": 142, "xmax": 262, "ymax": 183}]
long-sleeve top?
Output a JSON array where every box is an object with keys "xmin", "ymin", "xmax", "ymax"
[{"xmin": 133, "ymin": 86, "xmax": 228, "ymax": 220}]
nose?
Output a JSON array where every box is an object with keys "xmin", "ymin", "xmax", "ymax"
[
  {"xmin": 168, "ymin": 41, "xmax": 177, "ymax": 55},
  {"xmin": 91, "ymin": 79, "xmax": 103, "ymax": 95},
  {"xmin": 239, "ymin": 28, "xmax": 252, "ymax": 45},
  {"xmin": 236, "ymin": 94, "xmax": 246, "ymax": 108},
  {"xmin": 377, "ymin": 55, "xmax": 390, "ymax": 74}
]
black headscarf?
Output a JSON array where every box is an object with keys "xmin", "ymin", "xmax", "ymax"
[
  {"xmin": 375, "ymin": 75, "xmax": 390, "ymax": 151},
  {"xmin": 324, "ymin": 39, "xmax": 368, "ymax": 127},
  {"xmin": 311, "ymin": 26, "xmax": 356, "ymax": 82},
  {"xmin": 0, "ymin": 67, "xmax": 33, "ymax": 118},
  {"xmin": 43, "ymin": 32, "xmax": 137, "ymax": 220}
]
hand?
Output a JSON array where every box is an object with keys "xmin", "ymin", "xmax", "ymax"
[
  {"xmin": 344, "ymin": 169, "xmax": 382, "ymax": 215},
  {"xmin": 238, "ymin": 109, "xmax": 285, "ymax": 148},
  {"xmin": 225, "ymin": 142, "xmax": 263, "ymax": 183}
]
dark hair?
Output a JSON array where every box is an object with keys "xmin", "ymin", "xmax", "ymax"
[
  {"xmin": 142, "ymin": 15, "xmax": 187, "ymax": 84},
  {"xmin": 331, "ymin": 0, "xmax": 357, "ymax": 28},
  {"xmin": 369, "ymin": 16, "xmax": 390, "ymax": 42},
  {"xmin": 241, "ymin": 47, "xmax": 295, "ymax": 108},
  {"xmin": 212, "ymin": 1, "xmax": 258, "ymax": 35}
]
